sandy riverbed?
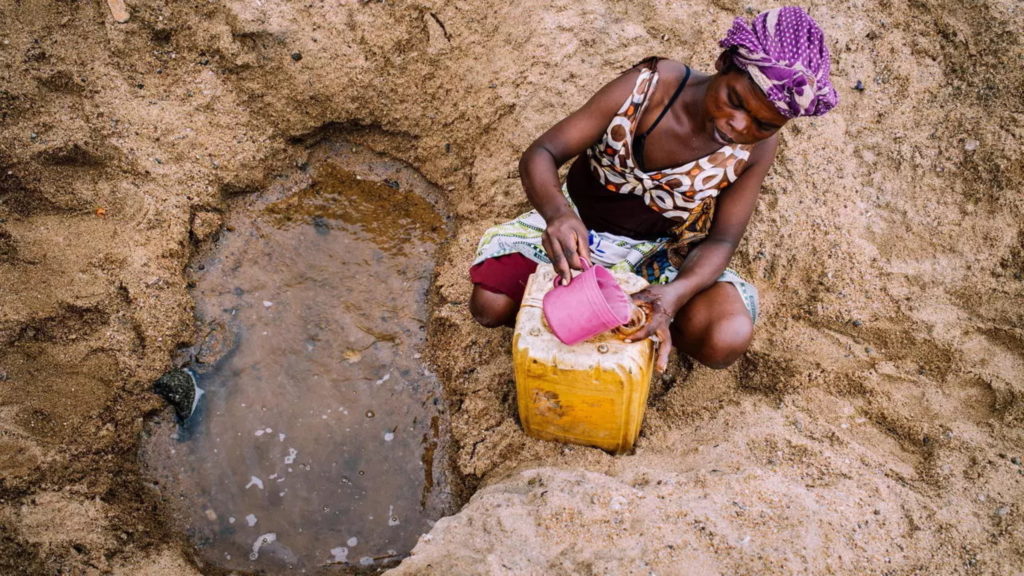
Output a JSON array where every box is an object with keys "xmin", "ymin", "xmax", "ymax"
[{"xmin": 1, "ymin": 0, "xmax": 1022, "ymax": 574}]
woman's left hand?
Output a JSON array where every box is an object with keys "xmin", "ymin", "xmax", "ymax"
[{"xmin": 624, "ymin": 285, "xmax": 678, "ymax": 372}]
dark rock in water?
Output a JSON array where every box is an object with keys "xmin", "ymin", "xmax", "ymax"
[
  {"xmin": 312, "ymin": 215, "xmax": 330, "ymax": 236},
  {"xmin": 154, "ymin": 368, "xmax": 202, "ymax": 421}
]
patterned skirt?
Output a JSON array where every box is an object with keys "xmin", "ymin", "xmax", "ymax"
[{"xmin": 472, "ymin": 189, "xmax": 759, "ymax": 323}]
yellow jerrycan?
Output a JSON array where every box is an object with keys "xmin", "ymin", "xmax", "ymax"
[{"xmin": 512, "ymin": 263, "xmax": 655, "ymax": 454}]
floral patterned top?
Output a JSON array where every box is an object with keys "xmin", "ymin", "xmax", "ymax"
[{"xmin": 584, "ymin": 59, "xmax": 753, "ymax": 259}]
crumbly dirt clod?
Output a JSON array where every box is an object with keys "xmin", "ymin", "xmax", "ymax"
[{"xmin": 0, "ymin": 0, "xmax": 1021, "ymax": 574}]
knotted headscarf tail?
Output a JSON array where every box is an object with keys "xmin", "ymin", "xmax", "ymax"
[{"xmin": 720, "ymin": 6, "xmax": 838, "ymax": 118}]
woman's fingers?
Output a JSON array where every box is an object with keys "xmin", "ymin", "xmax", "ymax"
[
  {"xmin": 623, "ymin": 318, "xmax": 657, "ymax": 342},
  {"xmin": 624, "ymin": 318, "xmax": 671, "ymax": 371},
  {"xmin": 543, "ymin": 232, "xmax": 571, "ymax": 283},
  {"xmin": 573, "ymin": 227, "xmax": 591, "ymax": 267},
  {"xmin": 655, "ymin": 326, "xmax": 673, "ymax": 372},
  {"xmin": 545, "ymin": 222, "xmax": 591, "ymax": 284},
  {"xmin": 561, "ymin": 234, "xmax": 582, "ymax": 272},
  {"xmin": 560, "ymin": 223, "xmax": 589, "ymax": 272},
  {"xmin": 622, "ymin": 291, "xmax": 673, "ymax": 370}
]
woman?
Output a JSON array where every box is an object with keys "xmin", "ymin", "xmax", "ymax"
[{"xmin": 469, "ymin": 6, "xmax": 839, "ymax": 373}]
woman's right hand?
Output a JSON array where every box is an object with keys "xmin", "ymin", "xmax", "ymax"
[{"xmin": 541, "ymin": 212, "xmax": 591, "ymax": 285}]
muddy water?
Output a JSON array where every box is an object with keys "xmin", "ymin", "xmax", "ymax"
[{"xmin": 143, "ymin": 148, "xmax": 454, "ymax": 573}]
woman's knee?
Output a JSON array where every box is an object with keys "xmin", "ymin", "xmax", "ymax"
[
  {"xmin": 469, "ymin": 287, "xmax": 518, "ymax": 328},
  {"xmin": 691, "ymin": 313, "xmax": 753, "ymax": 369}
]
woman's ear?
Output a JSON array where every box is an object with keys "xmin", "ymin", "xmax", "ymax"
[{"xmin": 714, "ymin": 50, "xmax": 732, "ymax": 73}]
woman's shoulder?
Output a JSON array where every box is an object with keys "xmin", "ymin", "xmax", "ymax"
[{"xmin": 632, "ymin": 57, "xmax": 708, "ymax": 83}]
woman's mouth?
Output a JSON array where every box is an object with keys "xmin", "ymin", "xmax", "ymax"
[{"xmin": 713, "ymin": 126, "xmax": 735, "ymax": 145}]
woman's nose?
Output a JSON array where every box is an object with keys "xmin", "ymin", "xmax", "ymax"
[{"xmin": 728, "ymin": 113, "xmax": 751, "ymax": 135}]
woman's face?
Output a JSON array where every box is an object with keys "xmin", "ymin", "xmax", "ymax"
[{"xmin": 705, "ymin": 61, "xmax": 789, "ymax": 146}]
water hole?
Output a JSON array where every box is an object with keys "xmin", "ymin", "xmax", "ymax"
[{"xmin": 141, "ymin": 143, "xmax": 456, "ymax": 573}]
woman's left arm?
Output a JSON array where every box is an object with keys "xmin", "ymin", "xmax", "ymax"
[
  {"xmin": 660, "ymin": 136, "xmax": 778, "ymax": 311},
  {"xmin": 627, "ymin": 136, "xmax": 778, "ymax": 369}
]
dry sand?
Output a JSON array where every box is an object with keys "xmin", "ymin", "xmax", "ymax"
[{"xmin": 1, "ymin": 0, "xmax": 1022, "ymax": 574}]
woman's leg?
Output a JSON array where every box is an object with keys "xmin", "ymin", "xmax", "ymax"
[
  {"xmin": 469, "ymin": 285, "xmax": 519, "ymax": 328},
  {"xmin": 669, "ymin": 282, "xmax": 753, "ymax": 369},
  {"xmin": 468, "ymin": 253, "xmax": 539, "ymax": 328}
]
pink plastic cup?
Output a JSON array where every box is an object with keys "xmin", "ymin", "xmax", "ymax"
[{"xmin": 542, "ymin": 259, "xmax": 633, "ymax": 345}]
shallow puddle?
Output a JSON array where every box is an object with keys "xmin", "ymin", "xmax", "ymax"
[{"xmin": 142, "ymin": 145, "xmax": 454, "ymax": 573}]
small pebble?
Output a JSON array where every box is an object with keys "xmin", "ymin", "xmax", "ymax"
[
  {"xmin": 1012, "ymin": 456, "xmax": 1021, "ymax": 466},
  {"xmin": 291, "ymin": 52, "xmax": 303, "ymax": 61},
  {"xmin": 854, "ymin": 80, "xmax": 864, "ymax": 91},
  {"xmin": 365, "ymin": 410, "xmax": 375, "ymax": 418},
  {"xmin": 964, "ymin": 138, "xmax": 979, "ymax": 151},
  {"xmin": 996, "ymin": 506, "xmax": 1010, "ymax": 517},
  {"xmin": 852, "ymin": 320, "xmax": 862, "ymax": 327}
]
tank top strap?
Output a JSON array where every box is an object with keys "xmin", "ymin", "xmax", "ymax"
[
  {"xmin": 639, "ymin": 66, "xmax": 690, "ymax": 140},
  {"xmin": 633, "ymin": 66, "xmax": 691, "ymax": 172}
]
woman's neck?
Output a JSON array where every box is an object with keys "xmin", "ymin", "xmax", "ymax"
[{"xmin": 679, "ymin": 74, "xmax": 717, "ymax": 147}]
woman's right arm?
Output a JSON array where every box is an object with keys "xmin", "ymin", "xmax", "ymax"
[{"xmin": 518, "ymin": 66, "xmax": 643, "ymax": 283}]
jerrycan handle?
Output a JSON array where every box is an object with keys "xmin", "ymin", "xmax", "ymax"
[{"xmin": 553, "ymin": 258, "xmax": 592, "ymax": 288}]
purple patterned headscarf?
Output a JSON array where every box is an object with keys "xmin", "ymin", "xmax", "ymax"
[{"xmin": 719, "ymin": 6, "xmax": 838, "ymax": 118}]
